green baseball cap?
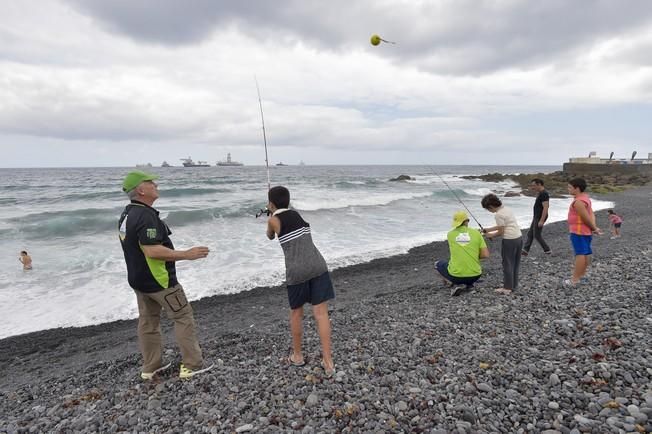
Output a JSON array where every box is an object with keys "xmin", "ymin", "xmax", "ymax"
[{"xmin": 122, "ymin": 171, "xmax": 159, "ymax": 192}]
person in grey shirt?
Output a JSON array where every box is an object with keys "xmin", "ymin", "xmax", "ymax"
[{"xmin": 266, "ymin": 186, "xmax": 335, "ymax": 377}]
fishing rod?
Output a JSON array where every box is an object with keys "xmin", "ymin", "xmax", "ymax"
[
  {"xmin": 255, "ymin": 76, "xmax": 272, "ymax": 218},
  {"xmin": 435, "ymin": 173, "xmax": 486, "ymax": 232}
]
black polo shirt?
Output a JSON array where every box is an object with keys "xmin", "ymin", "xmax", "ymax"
[
  {"xmin": 533, "ymin": 190, "xmax": 550, "ymax": 220},
  {"xmin": 119, "ymin": 200, "xmax": 178, "ymax": 293}
]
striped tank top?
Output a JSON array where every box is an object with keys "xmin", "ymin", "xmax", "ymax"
[{"xmin": 274, "ymin": 209, "xmax": 328, "ymax": 285}]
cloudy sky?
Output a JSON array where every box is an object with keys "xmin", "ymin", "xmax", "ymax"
[{"xmin": 2, "ymin": 0, "xmax": 652, "ymax": 167}]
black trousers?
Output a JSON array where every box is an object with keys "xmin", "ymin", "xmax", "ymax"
[
  {"xmin": 501, "ymin": 237, "xmax": 523, "ymax": 290},
  {"xmin": 523, "ymin": 218, "xmax": 551, "ymax": 253}
]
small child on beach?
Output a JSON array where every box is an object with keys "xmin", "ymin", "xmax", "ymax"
[
  {"xmin": 607, "ymin": 209, "xmax": 623, "ymax": 239},
  {"xmin": 19, "ymin": 251, "xmax": 32, "ymax": 270},
  {"xmin": 564, "ymin": 178, "xmax": 602, "ymax": 287},
  {"xmin": 266, "ymin": 186, "xmax": 335, "ymax": 377},
  {"xmin": 481, "ymin": 194, "xmax": 523, "ymax": 295}
]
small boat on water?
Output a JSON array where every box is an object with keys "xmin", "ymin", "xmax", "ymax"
[
  {"xmin": 180, "ymin": 157, "xmax": 210, "ymax": 167},
  {"xmin": 161, "ymin": 161, "xmax": 171, "ymax": 167},
  {"xmin": 276, "ymin": 162, "xmax": 288, "ymax": 166},
  {"xmin": 217, "ymin": 153, "xmax": 244, "ymax": 166}
]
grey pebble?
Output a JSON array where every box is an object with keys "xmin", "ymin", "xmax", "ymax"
[
  {"xmin": 462, "ymin": 409, "xmax": 476, "ymax": 424},
  {"xmin": 477, "ymin": 383, "xmax": 492, "ymax": 393},
  {"xmin": 235, "ymin": 424, "xmax": 254, "ymax": 433},
  {"xmin": 305, "ymin": 393, "xmax": 319, "ymax": 408}
]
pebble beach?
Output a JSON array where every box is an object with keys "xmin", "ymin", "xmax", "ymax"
[{"xmin": 1, "ymin": 187, "xmax": 651, "ymax": 433}]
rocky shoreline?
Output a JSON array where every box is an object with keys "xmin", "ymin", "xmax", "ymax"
[
  {"xmin": 1, "ymin": 187, "xmax": 651, "ymax": 433},
  {"xmin": 461, "ymin": 171, "xmax": 652, "ymax": 197}
]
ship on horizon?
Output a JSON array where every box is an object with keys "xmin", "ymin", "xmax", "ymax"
[
  {"xmin": 216, "ymin": 153, "xmax": 244, "ymax": 166},
  {"xmin": 180, "ymin": 157, "xmax": 210, "ymax": 167}
]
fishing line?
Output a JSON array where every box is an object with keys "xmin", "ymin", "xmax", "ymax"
[{"xmin": 435, "ymin": 173, "xmax": 486, "ymax": 232}]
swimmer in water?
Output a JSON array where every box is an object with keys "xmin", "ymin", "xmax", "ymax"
[{"xmin": 19, "ymin": 251, "xmax": 32, "ymax": 270}]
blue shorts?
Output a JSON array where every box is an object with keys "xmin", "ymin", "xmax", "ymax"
[
  {"xmin": 570, "ymin": 233, "xmax": 593, "ymax": 255},
  {"xmin": 614, "ymin": 223, "xmax": 622, "ymax": 228},
  {"xmin": 435, "ymin": 260, "xmax": 481, "ymax": 287},
  {"xmin": 287, "ymin": 272, "xmax": 334, "ymax": 310}
]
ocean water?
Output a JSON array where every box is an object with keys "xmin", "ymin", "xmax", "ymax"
[{"xmin": 0, "ymin": 165, "xmax": 613, "ymax": 339}]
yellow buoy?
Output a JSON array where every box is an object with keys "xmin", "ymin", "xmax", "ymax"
[{"xmin": 370, "ymin": 34, "xmax": 396, "ymax": 46}]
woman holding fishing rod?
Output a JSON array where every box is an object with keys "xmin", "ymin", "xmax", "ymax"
[{"xmin": 481, "ymin": 193, "xmax": 523, "ymax": 295}]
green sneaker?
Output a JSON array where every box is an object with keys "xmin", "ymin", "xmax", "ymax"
[
  {"xmin": 141, "ymin": 362, "xmax": 171, "ymax": 380},
  {"xmin": 179, "ymin": 363, "xmax": 215, "ymax": 379}
]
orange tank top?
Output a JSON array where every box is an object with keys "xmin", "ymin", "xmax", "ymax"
[{"xmin": 567, "ymin": 193, "xmax": 593, "ymax": 235}]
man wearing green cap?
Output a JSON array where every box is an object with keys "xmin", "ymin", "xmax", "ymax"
[
  {"xmin": 119, "ymin": 171, "xmax": 213, "ymax": 380},
  {"xmin": 434, "ymin": 210, "xmax": 490, "ymax": 296}
]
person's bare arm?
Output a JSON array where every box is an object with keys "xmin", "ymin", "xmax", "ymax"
[
  {"xmin": 483, "ymin": 226, "xmax": 505, "ymax": 238},
  {"xmin": 267, "ymin": 216, "xmax": 280, "ymax": 240},
  {"xmin": 479, "ymin": 247, "xmax": 490, "ymax": 259},
  {"xmin": 141, "ymin": 244, "xmax": 209, "ymax": 261},
  {"xmin": 539, "ymin": 201, "xmax": 549, "ymax": 227}
]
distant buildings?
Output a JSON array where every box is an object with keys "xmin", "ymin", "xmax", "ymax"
[
  {"xmin": 564, "ymin": 151, "xmax": 652, "ymax": 175},
  {"xmin": 568, "ymin": 151, "xmax": 651, "ymax": 165}
]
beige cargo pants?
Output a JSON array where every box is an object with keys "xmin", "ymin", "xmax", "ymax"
[{"xmin": 134, "ymin": 284, "xmax": 203, "ymax": 372}]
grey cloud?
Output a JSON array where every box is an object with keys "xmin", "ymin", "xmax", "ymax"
[
  {"xmin": 0, "ymin": 77, "xmax": 201, "ymax": 141},
  {"xmin": 65, "ymin": 0, "xmax": 652, "ymax": 74},
  {"xmin": 607, "ymin": 39, "xmax": 652, "ymax": 67}
]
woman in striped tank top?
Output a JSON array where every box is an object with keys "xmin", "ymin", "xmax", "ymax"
[
  {"xmin": 266, "ymin": 186, "xmax": 336, "ymax": 377},
  {"xmin": 564, "ymin": 178, "xmax": 603, "ymax": 288}
]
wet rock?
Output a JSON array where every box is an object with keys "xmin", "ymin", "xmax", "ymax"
[{"xmin": 389, "ymin": 175, "xmax": 413, "ymax": 182}]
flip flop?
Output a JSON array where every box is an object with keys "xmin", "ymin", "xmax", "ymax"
[
  {"xmin": 287, "ymin": 354, "xmax": 305, "ymax": 367},
  {"xmin": 321, "ymin": 360, "xmax": 335, "ymax": 378}
]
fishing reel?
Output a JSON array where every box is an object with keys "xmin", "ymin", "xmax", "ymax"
[{"xmin": 256, "ymin": 208, "xmax": 271, "ymax": 218}]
